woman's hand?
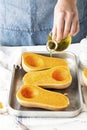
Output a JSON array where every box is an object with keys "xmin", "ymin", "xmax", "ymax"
[{"xmin": 52, "ymin": 0, "xmax": 80, "ymax": 41}]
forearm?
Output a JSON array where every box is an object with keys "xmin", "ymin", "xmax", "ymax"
[
  {"xmin": 58, "ymin": 0, "xmax": 77, "ymax": 3},
  {"xmin": 57, "ymin": 0, "xmax": 77, "ymax": 6}
]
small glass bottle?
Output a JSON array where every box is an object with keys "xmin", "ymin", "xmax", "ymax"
[{"xmin": 46, "ymin": 32, "xmax": 72, "ymax": 52}]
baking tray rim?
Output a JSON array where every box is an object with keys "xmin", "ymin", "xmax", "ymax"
[{"xmin": 8, "ymin": 105, "xmax": 83, "ymax": 118}]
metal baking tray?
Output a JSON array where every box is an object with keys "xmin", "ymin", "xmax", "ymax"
[{"xmin": 8, "ymin": 51, "xmax": 83, "ymax": 117}]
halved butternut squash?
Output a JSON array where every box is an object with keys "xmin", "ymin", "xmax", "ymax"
[
  {"xmin": 16, "ymin": 85, "xmax": 69, "ymax": 110},
  {"xmin": 23, "ymin": 66, "xmax": 72, "ymax": 89},
  {"xmin": 22, "ymin": 52, "xmax": 68, "ymax": 72}
]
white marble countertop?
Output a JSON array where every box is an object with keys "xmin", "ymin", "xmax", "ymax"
[{"xmin": 0, "ymin": 44, "xmax": 87, "ymax": 130}]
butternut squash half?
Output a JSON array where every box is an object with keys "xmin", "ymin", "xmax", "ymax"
[
  {"xmin": 22, "ymin": 52, "xmax": 68, "ymax": 72},
  {"xmin": 16, "ymin": 85, "xmax": 69, "ymax": 110},
  {"xmin": 23, "ymin": 66, "xmax": 72, "ymax": 89}
]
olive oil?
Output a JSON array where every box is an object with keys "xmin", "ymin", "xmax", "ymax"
[
  {"xmin": 46, "ymin": 32, "xmax": 72, "ymax": 57},
  {"xmin": 46, "ymin": 39, "xmax": 58, "ymax": 57}
]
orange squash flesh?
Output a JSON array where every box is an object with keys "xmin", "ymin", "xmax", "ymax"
[
  {"xmin": 23, "ymin": 66, "xmax": 72, "ymax": 89},
  {"xmin": 82, "ymin": 68, "xmax": 87, "ymax": 86},
  {"xmin": 16, "ymin": 85, "xmax": 69, "ymax": 110},
  {"xmin": 22, "ymin": 52, "xmax": 68, "ymax": 72}
]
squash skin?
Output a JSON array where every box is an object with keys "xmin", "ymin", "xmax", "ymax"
[
  {"xmin": 22, "ymin": 52, "xmax": 68, "ymax": 72},
  {"xmin": 23, "ymin": 66, "xmax": 72, "ymax": 89},
  {"xmin": 16, "ymin": 85, "xmax": 69, "ymax": 110}
]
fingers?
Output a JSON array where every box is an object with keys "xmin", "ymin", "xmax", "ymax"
[
  {"xmin": 52, "ymin": 11, "xmax": 65, "ymax": 42},
  {"xmin": 56, "ymin": 11, "xmax": 65, "ymax": 41},
  {"xmin": 52, "ymin": 11, "xmax": 80, "ymax": 42},
  {"xmin": 52, "ymin": 25, "xmax": 57, "ymax": 41},
  {"xmin": 64, "ymin": 11, "xmax": 80, "ymax": 37},
  {"xmin": 69, "ymin": 17, "xmax": 80, "ymax": 36},
  {"xmin": 63, "ymin": 12, "xmax": 74, "ymax": 38}
]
